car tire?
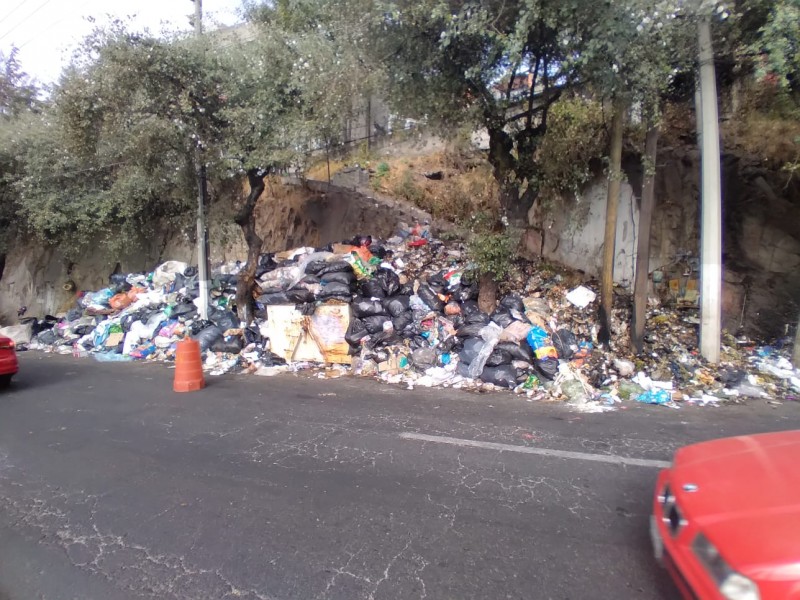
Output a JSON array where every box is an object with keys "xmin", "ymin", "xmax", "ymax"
[{"xmin": 0, "ymin": 374, "xmax": 12, "ymax": 388}]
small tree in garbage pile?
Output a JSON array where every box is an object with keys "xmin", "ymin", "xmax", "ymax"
[{"xmin": 465, "ymin": 212, "xmax": 520, "ymax": 313}]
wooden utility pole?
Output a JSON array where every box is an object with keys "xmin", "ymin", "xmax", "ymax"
[
  {"xmin": 631, "ymin": 116, "xmax": 660, "ymax": 353},
  {"xmin": 192, "ymin": 0, "xmax": 210, "ymax": 320},
  {"xmin": 793, "ymin": 312, "xmax": 800, "ymax": 367},
  {"xmin": 697, "ymin": 15, "xmax": 722, "ymax": 363},
  {"xmin": 599, "ymin": 99, "xmax": 625, "ymax": 346}
]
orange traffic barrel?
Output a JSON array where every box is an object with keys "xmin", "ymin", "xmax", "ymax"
[{"xmin": 173, "ymin": 338, "xmax": 205, "ymax": 392}]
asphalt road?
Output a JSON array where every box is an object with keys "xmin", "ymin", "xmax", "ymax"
[{"xmin": 1, "ymin": 353, "xmax": 798, "ymax": 600}]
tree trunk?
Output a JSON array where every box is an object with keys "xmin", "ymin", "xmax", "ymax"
[
  {"xmin": 631, "ymin": 117, "xmax": 660, "ymax": 354},
  {"xmin": 793, "ymin": 311, "xmax": 800, "ymax": 368},
  {"xmin": 478, "ymin": 272, "xmax": 498, "ymax": 314},
  {"xmin": 598, "ymin": 99, "xmax": 625, "ymax": 347},
  {"xmin": 235, "ymin": 169, "xmax": 266, "ymax": 325}
]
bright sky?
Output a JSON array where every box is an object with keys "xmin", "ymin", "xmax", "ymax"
[{"xmin": 0, "ymin": 0, "xmax": 245, "ymax": 85}]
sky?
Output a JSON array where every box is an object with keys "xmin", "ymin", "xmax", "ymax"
[{"xmin": 0, "ymin": 0, "xmax": 245, "ymax": 85}]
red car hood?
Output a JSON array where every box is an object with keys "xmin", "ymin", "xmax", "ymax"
[{"xmin": 672, "ymin": 431, "xmax": 800, "ymax": 581}]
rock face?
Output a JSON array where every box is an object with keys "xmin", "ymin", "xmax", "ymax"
[
  {"xmin": 526, "ymin": 148, "xmax": 800, "ymax": 339},
  {"xmin": 0, "ymin": 180, "xmax": 430, "ymax": 324}
]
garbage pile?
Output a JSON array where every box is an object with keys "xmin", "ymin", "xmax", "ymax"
[{"xmin": 3, "ymin": 221, "xmax": 798, "ymax": 410}]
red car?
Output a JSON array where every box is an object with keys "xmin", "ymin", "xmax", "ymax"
[
  {"xmin": 652, "ymin": 430, "xmax": 800, "ymax": 600},
  {"xmin": 0, "ymin": 335, "xmax": 18, "ymax": 387}
]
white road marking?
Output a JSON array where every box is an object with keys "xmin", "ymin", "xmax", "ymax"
[{"xmin": 399, "ymin": 432, "xmax": 671, "ymax": 469}]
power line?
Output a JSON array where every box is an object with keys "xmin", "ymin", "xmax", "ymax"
[
  {"xmin": 16, "ymin": 0, "xmax": 94, "ymax": 50},
  {"xmin": 0, "ymin": 0, "xmax": 28, "ymax": 29},
  {"xmin": 0, "ymin": 0, "xmax": 57, "ymax": 44}
]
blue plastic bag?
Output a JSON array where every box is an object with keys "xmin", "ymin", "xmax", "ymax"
[
  {"xmin": 526, "ymin": 326, "xmax": 549, "ymax": 351},
  {"xmin": 635, "ymin": 389, "xmax": 672, "ymax": 405}
]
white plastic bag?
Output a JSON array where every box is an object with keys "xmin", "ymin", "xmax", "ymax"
[
  {"xmin": 467, "ymin": 322, "xmax": 503, "ymax": 379},
  {"xmin": 152, "ymin": 261, "xmax": 189, "ymax": 287}
]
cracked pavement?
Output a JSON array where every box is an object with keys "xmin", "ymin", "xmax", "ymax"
[{"xmin": 1, "ymin": 354, "xmax": 798, "ymax": 599}]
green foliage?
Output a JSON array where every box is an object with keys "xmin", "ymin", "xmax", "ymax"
[
  {"xmin": 537, "ymin": 97, "xmax": 606, "ymax": 201},
  {"xmin": 464, "ymin": 212, "xmax": 519, "ymax": 281},
  {"xmin": 750, "ymin": 0, "xmax": 800, "ymax": 89},
  {"xmin": 0, "ymin": 47, "xmax": 38, "ymax": 119}
]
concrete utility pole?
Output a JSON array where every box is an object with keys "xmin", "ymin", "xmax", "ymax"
[
  {"xmin": 192, "ymin": 0, "xmax": 210, "ymax": 320},
  {"xmin": 697, "ymin": 15, "xmax": 722, "ymax": 363}
]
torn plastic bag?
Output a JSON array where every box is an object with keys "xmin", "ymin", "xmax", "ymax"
[
  {"xmin": 66, "ymin": 307, "xmax": 84, "ymax": 322},
  {"xmin": 211, "ymin": 335, "xmax": 243, "ymax": 354},
  {"xmin": 417, "ymin": 284, "xmax": 444, "ymax": 312},
  {"xmin": 317, "ymin": 282, "xmax": 353, "ymax": 300},
  {"xmin": 411, "ymin": 347, "xmax": 437, "ymax": 367},
  {"xmin": 383, "ymin": 295, "xmax": 410, "ymax": 317},
  {"xmin": 320, "ymin": 271, "xmax": 356, "ymax": 286},
  {"xmin": 360, "ymin": 280, "xmax": 386, "ymax": 298},
  {"xmin": 456, "ymin": 323, "xmax": 486, "ymax": 339},
  {"xmin": 467, "ymin": 322, "xmax": 503, "ymax": 379},
  {"xmin": 363, "ymin": 315, "xmax": 392, "ymax": 334},
  {"xmin": 552, "ymin": 329, "xmax": 578, "ymax": 360},
  {"xmin": 499, "ymin": 294, "xmax": 526, "ymax": 313},
  {"xmin": 375, "ymin": 268, "xmax": 400, "ymax": 296},
  {"xmin": 210, "ymin": 309, "xmax": 238, "ymax": 330},
  {"xmin": 243, "ymin": 326, "xmax": 263, "ymax": 345},
  {"xmin": 353, "ymin": 299, "xmax": 387, "ymax": 318},
  {"xmin": 316, "ymin": 260, "xmax": 354, "ymax": 276},
  {"xmin": 345, "ymin": 318, "xmax": 369, "ymax": 347},
  {"xmin": 392, "ymin": 311, "xmax": 414, "ymax": 332},
  {"xmin": 526, "ymin": 326, "xmax": 550, "ymax": 351},
  {"xmin": 496, "ymin": 341, "xmax": 535, "ymax": 362},
  {"xmin": 491, "ymin": 308, "xmax": 515, "ymax": 329},
  {"xmin": 485, "ymin": 347, "xmax": 513, "ymax": 367},
  {"xmin": 480, "ymin": 364, "xmax": 519, "ymax": 388},
  {"xmin": 194, "ymin": 326, "xmax": 224, "ymax": 352},
  {"xmin": 534, "ymin": 357, "xmax": 559, "ymax": 380}
]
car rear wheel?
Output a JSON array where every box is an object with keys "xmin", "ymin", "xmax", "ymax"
[{"xmin": 0, "ymin": 374, "xmax": 12, "ymax": 388}]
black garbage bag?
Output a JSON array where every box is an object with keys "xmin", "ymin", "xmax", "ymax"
[
  {"xmin": 286, "ymin": 288, "xmax": 316, "ymax": 303},
  {"xmin": 257, "ymin": 291, "xmax": 290, "ymax": 305},
  {"xmin": 320, "ymin": 271, "xmax": 356, "ymax": 286},
  {"xmin": 427, "ymin": 271, "xmax": 448, "ymax": 293},
  {"xmin": 217, "ymin": 274, "xmax": 238, "ymax": 289},
  {"xmin": 392, "ymin": 311, "xmax": 414, "ymax": 333},
  {"xmin": 171, "ymin": 302, "xmax": 198, "ymax": 320},
  {"xmin": 453, "ymin": 281, "xmax": 479, "ymax": 302},
  {"xmin": 210, "ymin": 335, "xmax": 243, "ymax": 354},
  {"xmin": 66, "ymin": 307, "xmax": 84, "ymax": 322},
  {"xmin": 258, "ymin": 253, "xmax": 277, "ymax": 271},
  {"xmin": 303, "ymin": 259, "xmax": 328, "ymax": 275},
  {"xmin": 361, "ymin": 279, "xmax": 386, "ymax": 298},
  {"xmin": 383, "ymin": 295, "xmax": 410, "ymax": 317},
  {"xmin": 485, "ymin": 347, "xmax": 513, "ymax": 367},
  {"xmin": 398, "ymin": 283, "xmax": 414, "ymax": 296},
  {"xmin": 244, "ymin": 326, "xmax": 263, "ymax": 345},
  {"xmin": 552, "ymin": 329, "xmax": 578, "ymax": 360},
  {"xmin": 456, "ymin": 323, "xmax": 486, "ymax": 339},
  {"xmin": 209, "ymin": 309, "xmax": 238, "ymax": 331},
  {"xmin": 317, "ymin": 261, "xmax": 354, "ymax": 276},
  {"xmin": 353, "ymin": 299, "xmax": 387, "ymax": 318},
  {"xmin": 73, "ymin": 324, "xmax": 94, "ymax": 336},
  {"xmin": 496, "ymin": 341, "xmax": 535, "ymax": 362},
  {"xmin": 363, "ymin": 315, "xmax": 392, "ymax": 334},
  {"xmin": 459, "ymin": 338, "xmax": 483, "ymax": 365},
  {"xmin": 190, "ymin": 319, "xmax": 213, "ymax": 335},
  {"xmin": 184, "ymin": 265, "xmax": 198, "ymax": 277},
  {"xmin": 461, "ymin": 301, "xmax": 489, "ymax": 324},
  {"xmin": 499, "ymin": 294, "xmax": 526, "ymax": 313},
  {"xmin": 369, "ymin": 245, "xmax": 388, "ymax": 260},
  {"xmin": 375, "ymin": 268, "xmax": 400, "ymax": 296},
  {"xmin": 299, "ymin": 274, "xmax": 321, "ymax": 285},
  {"xmin": 480, "ymin": 364, "xmax": 519, "ymax": 388},
  {"xmin": 194, "ymin": 325, "xmax": 224, "ymax": 352},
  {"xmin": 109, "ymin": 273, "xmax": 128, "ymax": 286},
  {"xmin": 417, "ymin": 284, "xmax": 444, "ymax": 311},
  {"xmin": 111, "ymin": 280, "xmax": 133, "ymax": 294},
  {"xmin": 491, "ymin": 308, "xmax": 515, "ymax": 329},
  {"xmin": 449, "ymin": 314, "xmax": 465, "ymax": 330},
  {"xmin": 345, "ymin": 318, "xmax": 369, "ymax": 347},
  {"xmin": 535, "ymin": 357, "xmax": 559, "ymax": 380},
  {"xmin": 364, "ymin": 331, "xmax": 402, "ymax": 350},
  {"xmin": 317, "ymin": 282, "xmax": 353, "ymax": 300}
]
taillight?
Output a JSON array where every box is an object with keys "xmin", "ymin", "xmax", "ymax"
[{"xmin": 0, "ymin": 340, "xmax": 15, "ymax": 350}]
